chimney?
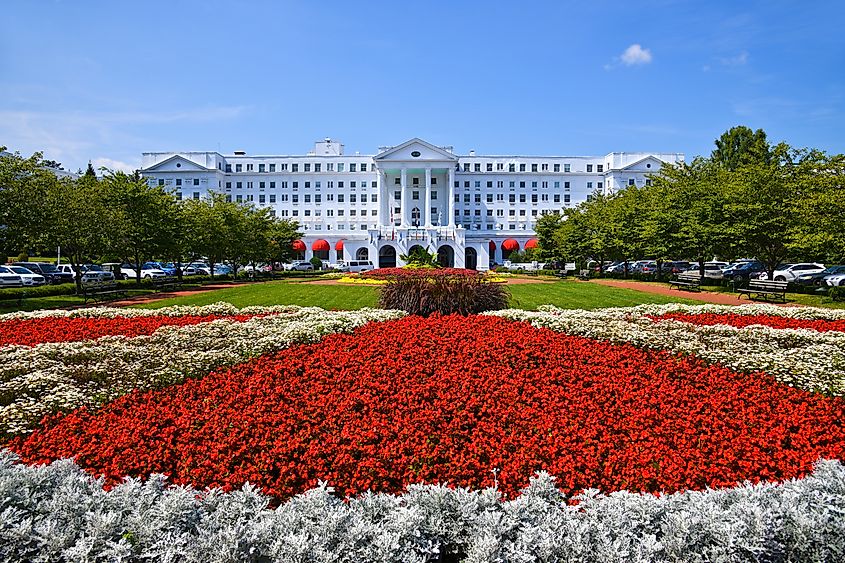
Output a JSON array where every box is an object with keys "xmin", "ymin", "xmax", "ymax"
[{"xmin": 469, "ymin": 150, "xmax": 476, "ymax": 157}]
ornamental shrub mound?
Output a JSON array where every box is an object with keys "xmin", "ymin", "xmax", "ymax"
[{"xmin": 374, "ymin": 268, "xmax": 509, "ymax": 316}]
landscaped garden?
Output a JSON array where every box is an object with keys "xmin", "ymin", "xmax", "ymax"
[{"xmin": 2, "ymin": 275, "xmax": 845, "ymax": 559}]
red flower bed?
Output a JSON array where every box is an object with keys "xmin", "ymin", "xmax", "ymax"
[
  {"xmin": 8, "ymin": 315, "xmax": 845, "ymax": 501},
  {"xmin": 650, "ymin": 312, "xmax": 845, "ymax": 332},
  {"xmin": 0, "ymin": 314, "xmax": 262, "ymax": 347},
  {"xmin": 361, "ymin": 267, "xmax": 480, "ymax": 280}
]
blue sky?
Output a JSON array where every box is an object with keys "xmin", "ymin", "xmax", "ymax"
[{"xmin": 1, "ymin": 0, "xmax": 843, "ymax": 172}]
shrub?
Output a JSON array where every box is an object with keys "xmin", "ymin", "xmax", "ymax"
[
  {"xmin": 310, "ymin": 257, "xmax": 323, "ymax": 270},
  {"xmin": 16, "ymin": 252, "xmax": 29, "ymax": 262},
  {"xmin": 830, "ymin": 286, "xmax": 845, "ymax": 302},
  {"xmin": 377, "ymin": 269, "xmax": 509, "ymax": 316}
]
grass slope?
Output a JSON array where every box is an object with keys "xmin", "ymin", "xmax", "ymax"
[{"xmin": 137, "ymin": 279, "xmax": 698, "ymax": 311}]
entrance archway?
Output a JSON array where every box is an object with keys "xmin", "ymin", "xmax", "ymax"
[
  {"xmin": 379, "ymin": 245, "xmax": 397, "ymax": 268},
  {"xmin": 465, "ymin": 247, "xmax": 477, "ymax": 270},
  {"xmin": 356, "ymin": 247, "xmax": 369, "ymax": 261},
  {"xmin": 437, "ymin": 245, "xmax": 455, "ymax": 268}
]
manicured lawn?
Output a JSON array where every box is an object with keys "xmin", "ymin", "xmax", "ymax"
[
  {"xmin": 137, "ymin": 281, "xmax": 380, "ymax": 310},
  {"xmin": 138, "ymin": 278, "xmax": 698, "ymax": 311}
]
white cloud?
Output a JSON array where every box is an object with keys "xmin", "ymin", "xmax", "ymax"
[
  {"xmin": 620, "ymin": 44, "xmax": 653, "ymax": 66},
  {"xmin": 719, "ymin": 51, "xmax": 749, "ymax": 66},
  {"xmin": 92, "ymin": 157, "xmax": 139, "ymax": 173}
]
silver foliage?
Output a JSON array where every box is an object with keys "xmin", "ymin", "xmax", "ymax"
[{"xmin": 1, "ymin": 451, "xmax": 844, "ymax": 562}]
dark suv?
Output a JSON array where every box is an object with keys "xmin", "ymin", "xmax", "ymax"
[
  {"xmin": 722, "ymin": 261, "xmax": 766, "ymax": 283},
  {"xmin": 12, "ymin": 262, "xmax": 74, "ymax": 285}
]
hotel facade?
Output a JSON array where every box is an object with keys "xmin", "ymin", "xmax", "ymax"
[{"xmin": 140, "ymin": 138, "xmax": 683, "ymax": 270}]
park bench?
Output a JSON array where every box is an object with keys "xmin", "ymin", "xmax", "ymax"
[
  {"xmin": 152, "ymin": 276, "xmax": 182, "ymax": 293},
  {"xmin": 736, "ymin": 279, "xmax": 788, "ymax": 303},
  {"xmin": 80, "ymin": 281, "xmax": 127, "ymax": 304},
  {"xmin": 576, "ymin": 269, "xmax": 591, "ymax": 281},
  {"xmin": 668, "ymin": 271, "xmax": 702, "ymax": 292}
]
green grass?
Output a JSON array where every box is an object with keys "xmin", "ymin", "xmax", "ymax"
[
  {"xmin": 135, "ymin": 278, "xmax": 699, "ymax": 311},
  {"xmin": 136, "ymin": 280, "xmax": 380, "ymax": 310},
  {"xmin": 507, "ymin": 280, "xmax": 699, "ymax": 310}
]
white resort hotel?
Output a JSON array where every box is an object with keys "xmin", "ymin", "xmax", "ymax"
[{"xmin": 140, "ymin": 138, "xmax": 683, "ymax": 270}]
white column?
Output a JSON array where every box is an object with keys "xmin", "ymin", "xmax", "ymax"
[
  {"xmin": 379, "ymin": 170, "xmax": 389, "ymax": 226},
  {"xmin": 424, "ymin": 167, "xmax": 432, "ymax": 227},
  {"xmin": 448, "ymin": 167, "xmax": 455, "ymax": 227},
  {"xmin": 400, "ymin": 168, "xmax": 408, "ymax": 227}
]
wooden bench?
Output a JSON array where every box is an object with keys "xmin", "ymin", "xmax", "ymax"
[
  {"xmin": 736, "ymin": 279, "xmax": 788, "ymax": 303},
  {"xmin": 80, "ymin": 281, "xmax": 127, "ymax": 303},
  {"xmin": 576, "ymin": 269, "xmax": 591, "ymax": 281},
  {"xmin": 668, "ymin": 271, "xmax": 702, "ymax": 292},
  {"xmin": 152, "ymin": 276, "xmax": 182, "ymax": 293}
]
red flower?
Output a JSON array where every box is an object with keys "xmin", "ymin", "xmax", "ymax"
[{"xmin": 649, "ymin": 312, "xmax": 845, "ymax": 332}]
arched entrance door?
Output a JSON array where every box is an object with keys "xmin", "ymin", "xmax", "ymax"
[
  {"xmin": 437, "ymin": 245, "xmax": 455, "ymax": 268},
  {"xmin": 379, "ymin": 245, "xmax": 397, "ymax": 268},
  {"xmin": 356, "ymin": 247, "xmax": 369, "ymax": 261},
  {"xmin": 465, "ymin": 247, "xmax": 477, "ymax": 270}
]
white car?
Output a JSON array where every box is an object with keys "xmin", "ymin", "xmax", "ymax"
[
  {"xmin": 120, "ymin": 264, "xmax": 167, "ymax": 280},
  {"xmin": 695, "ymin": 261, "xmax": 729, "ymax": 279},
  {"xmin": 285, "ymin": 261, "xmax": 313, "ymax": 271},
  {"xmin": 6, "ymin": 265, "xmax": 46, "ymax": 286},
  {"xmin": 0, "ymin": 266, "xmax": 23, "ymax": 287},
  {"xmin": 758, "ymin": 263, "xmax": 826, "ymax": 282},
  {"xmin": 824, "ymin": 273, "xmax": 845, "ymax": 287}
]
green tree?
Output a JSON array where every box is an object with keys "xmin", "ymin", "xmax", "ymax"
[
  {"xmin": 0, "ymin": 149, "xmax": 56, "ymax": 261},
  {"xmin": 534, "ymin": 212, "xmax": 565, "ymax": 261},
  {"xmin": 104, "ymin": 171, "xmax": 182, "ymax": 282},
  {"xmin": 712, "ymin": 125, "xmax": 771, "ymax": 170},
  {"xmin": 181, "ymin": 193, "xmax": 235, "ymax": 280},
  {"xmin": 267, "ymin": 219, "xmax": 302, "ymax": 266}
]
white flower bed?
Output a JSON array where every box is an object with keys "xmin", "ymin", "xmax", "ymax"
[
  {"xmin": 0, "ymin": 305, "xmax": 405, "ymax": 437},
  {"xmin": 0, "ymin": 302, "xmax": 263, "ymax": 320},
  {"xmin": 1, "ymin": 451, "xmax": 843, "ymax": 562},
  {"xmin": 488, "ymin": 304, "xmax": 845, "ymax": 396}
]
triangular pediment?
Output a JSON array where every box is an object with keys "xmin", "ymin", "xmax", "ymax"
[
  {"xmin": 619, "ymin": 155, "xmax": 665, "ymax": 172},
  {"xmin": 374, "ymin": 138, "xmax": 458, "ymax": 162},
  {"xmin": 141, "ymin": 154, "xmax": 212, "ymax": 173}
]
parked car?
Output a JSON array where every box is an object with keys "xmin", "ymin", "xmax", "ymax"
[
  {"xmin": 11, "ymin": 262, "xmax": 73, "ymax": 285},
  {"xmin": 823, "ymin": 272, "xmax": 845, "ymax": 287},
  {"xmin": 756, "ymin": 263, "xmax": 826, "ymax": 282},
  {"xmin": 639, "ymin": 261, "xmax": 658, "ymax": 275},
  {"xmin": 120, "ymin": 264, "xmax": 167, "ymax": 280},
  {"xmin": 795, "ymin": 265, "xmax": 845, "ymax": 286},
  {"xmin": 6, "ymin": 265, "xmax": 46, "ymax": 286},
  {"xmin": 145, "ymin": 262, "xmax": 177, "ymax": 276},
  {"xmin": 0, "ymin": 266, "xmax": 24, "ymax": 287},
  {"xmin": 687, "ymin": 261, "xmax": 729, "ymax": 279},
  {"xmin": 722, "ymin": 261, "xmax": 766, "ymax": 283},
  {"xmin": 666, "ymin": 261, "xmax": 693, "ymax": 274},
  {"xmin": 79, "ymin": 264, "xmax": 115, "ymax": 283},
  {"xmin": 287, "ymin": 260, "xmax": 314, "ymax": 271},
  {"xmin": 333, "ymin": 260, "xmax": 375, "ymax": 273}
]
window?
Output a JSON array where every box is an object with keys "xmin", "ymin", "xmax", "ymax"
[
  {"xmin": 412, "ymin": 177, "xmax": 419, "ymax": 186},
  {"xmin": 645, "ymin": 179, "xmax": 652, "ymax": 186},
  {"xmin": 350, "ymin": 181, "xmax": 356, "ymax": 188},
  {"xmin": 520, "ymin": 181, "xmax": 526, "ymax": 188},
  {"xmin": 553, "ymin": 164, "xmax": 560, "ymax": 172},
  {"xmin": 541, "ymin": 194, "xmax": 549, "ymax": 202},
  {"xmin": 270, "ymin": 194, "xmax": 276, "ymax": 203},
  {"xmin": 394, "ymin": 190, "xmax": 401, "ymax": 200},
  {"xmin": 259, "ymin": 164, "xmax": 265, "ymax": 173},
  {"xmin": 361, "ymin": 194, "xmax": 368, "ymax": 203},
  {"xmin": 542, "ymin": 181, "xmax": 548, "ymax": 188},
  {"xmin": 475, "ymin": 194, "xmax": 481, "ymax": 203},
  {"xmin": 259, "ymin": 194, "xmax": 265, "ymax": 204},
  {"xmin": 225, "ymin": 164, "xmax": 232, "ymax": 173},
  {"xmin": 431, "ymin": 191, "xmax": 436, "ymax": 200},
  {"xmin": 360, "ymin": 163, "xmax": 367, "ymax": 172},
  {"xmin": 519, "ymin": 194, "xmax": 526, "ymax": 203},
  {"xmin": 337, "ymin": 181, "xmax": 343, "ymax": 188},
  {"xmin": 175, "ymin": 179, "xmax": 182, "ymax": 186},
  {"xmin": 158, "ymin": 179, "xmax": 164, "ymax": 186},
  {"xmin": 497, "ymin": 163, "xmax": 503, "ymax": 171},
  {"xmin": 486, "ymin": 181, "xmax": 493, "ymax": 188},
  {"xmin": 509, "ymin": 194, "xmax": 516, "ymax": 203},
  {"xmin": 305, "ymin": 210, "xmax": 311, "ymax": 216},
  {"xmin": 629, "ymin": 178, "xmax": 635, "ymax": 186},
  {"xmin": 474, "ymin": 163, "xmax": 481, "ymax": 172},
  {"xmin": 464, "ymin": 181, "xmax": 470, "ymax": 188},
  {"xmin": 269, "ymin": 164, "xmax": 276, "ymax": 172},
  {"xmin": 236, "ymin": 181, "xmax": 243, "ymax": 189},
  {"xmin": 431, "ymin": 177, "xmax": 437, "ymax": 185},
  {"xmin": 235, "ymin": 164, "xmax": 242, "ymax": 172},
  {"xmin": 487, "ymin": 163, "xmax": 493, "ymax": 171},
  {"xmin": 338, "ymin": 194, "xmax": 345, "ymax": 203},
  {"xmin": 337, "ymin": 163, "xmax": 344, "ymax": 172},
  {"xmin": 531, "ymin": 194, "xmax": 538, "ymax": 203},
  {"xmin": 291, "ymin": 164, "xmax": 299, "ymax": 172},
  {"xmin": 349, "ymin": 163, "xmax": 357, "ymax": 172},
  {"xmin": 454, "ymin": 194, "xmax": 460, "ymax": 202},
  {"xmin": 564, "ymin": 194, "xmax": 571, "ymax": 203},
  {"xmin": 520, "ymin": 210, "xmax": 526, "ymax": 216},
  {"xmin": 587, "ymin": 164, "xmax": 593, "ymax": 172},
  {"xmin": 175, "ymin": 192, "xmax": 182, "ymax": 200},
  {"xmin": 532, "ymin": 164, "xmax": 538, "ymax": 172},
  {"xmin": 412, "ymin": 191, "xmax": 419, "ymax": 200},
  {"xmin": 564, "ymin": 164, "xmax": 571, "ymax": 173},
  {"xmin": 280, "ymin": 164, "xmax": 288, "ymax": 171},
  {"xmin": 509, "ymin": 163, "xmax": 515, "ymax": 172},
  {"xmin": 270, "ymin": 181, "xmax": 276, "ymax": 189},
  {"xmin": 463, "ymin": 163, "xmax": 470, "ymax": 171},
  {"xmin": 519, "ymin": 163, "xmax": 526, "ymax": 172},
  {"xmin": 246, "ymin": 164, "xmax": 253, "ymax": 171},
  {"xmin": 486, "ymin": 194, "xmax": 493, "ymax": 202},
  {"xmin": 587, "ymin": 182, "xmax": 593, "ymax": 190},
  {"xmin": 372, "ymin": 194, "xmax": 378, "ymax": 202},
  {"xmin": 315, "ymin": 194, "xmax": 322, "ymax": 203},
  {"xmin": 292, "ymin": 195, "xmax": 299, "ymax": 203},
  {"xmin": 314, "ymin": 163, "xmax": 321, "ymax": 172},
  {"xmin": 326, "ymin": 163, "xmax": 333, "ymax": 171},
  {"xmin": 531, "ymin": 181, "xmax": 537, "ymax": 188},
  {"xmin": 292, "ymin": 181, "xmax": 298, "ymax": 189},
  {"xmin": 281, "ymin": 181, "xmax": 288, "ymax": 189},
  {"xmin": 350, "ymin": 194, "xmax": 357, "ymax": 203},
  {"xmin": 597, "ymin": 165, "xmax": 603, "ymax": 173},
  {"xmin": 496, "ymin": 209, "xmax": 504, "ymax": 217},
  {"xmin": 509, "ymin": 210, "xmax": 516, "ymax": 216},
  {"xmin": 281, "ymin": 194, "xmax": 288, "ymax": 202},
  {"xmin": 225, "ymin": 194, "xmax": 231, "ymax": 202},
  {"xmin": 597, "ymin": 182, "xmax": 603, "ymax": 190},
  {"xmin": 259, "ymin": 181, "xmax": 265, "ymax": 189},
  {"xmin": 395, "ymin": 177, "xmax": 401, "ymax": 185},
  {"xmin": 304, "ymin": 163, "xmax": 311, "ymax": 172},
  {"xmin": 236, "ymin": 194, "xmax": 243, "ymax": 202},
  {"xmin": 554, "ymin": 194, "xmax": 561, "ymax": 203},
  {"xmin": 463, "ymin": 194, "xmax": 470, "ymax": 203},
  {"xmin": 497, "ymin": 194, "xmax": 504, "ymax": 201},
  {"xmin": 564, "ymin": 181, "xmax": 570, "ymax": 190},
  {"xmin": 486, "ymin": 209, "xmax": 493, "ymax": 216}
]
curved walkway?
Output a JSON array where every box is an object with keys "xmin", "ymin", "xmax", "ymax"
[
  {"xmin": 588, "ymin": 279, "xmax": 771, "ymax": 306},
  {"xmin": 107, "ymin": 284, "xmax": 240, "ymax": 307}
]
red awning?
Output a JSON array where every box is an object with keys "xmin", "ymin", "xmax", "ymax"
[
  {"xmin": 525, "ymin": 239, "xmax": 538, "ymax": 249},
  {"xmin": 292, "ymin": 240, "xmax": 306, "ymax": 252},
  {"xmin": 312, "ymin": 239, "xmax": 330, "ymax": 252},
  {"xmin": 502, "ymin": 239, "xmax": 520, "ymax": 252},
  {"xmin": 489, "ymin": 241, "xmax": 496, "ymax": 252},
  {"xmin": 335, "ymin": 240, "xmax": 344, "ymax": 251}
]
